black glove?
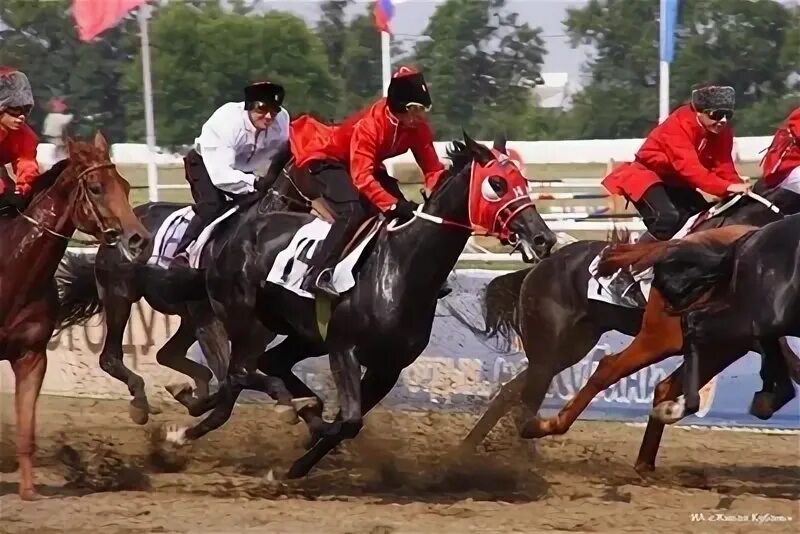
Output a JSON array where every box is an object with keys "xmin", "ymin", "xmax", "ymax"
[
  {"xmin": 385, "ymin": 199, "xmax": 419, "ymax": 223},
  {"xmin": 0, "ymin": 191, "xmax": 26, "ymax": 211},
  {"xmin": 254, "ymin": 174, "xmax": 271, "ymax": 193}
]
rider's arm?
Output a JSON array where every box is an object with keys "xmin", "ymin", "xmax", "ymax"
[
  {"xmin": 11, "ymin": 124, "xmax": 40, "ymax": 195},
  {"xmin": 662, "ymin": 130, "xmax": 736, "ymax": 197},
  {"xmin": 409, "ymin": 124, "xmax": 446, "ymax": 193},
  {"xmin": 350, "ymin": 120, "xmax": 401, "ymax": 212},
  {"xmin": 197, "ymin": 106, "xmax": 256, "ymax": 195}
]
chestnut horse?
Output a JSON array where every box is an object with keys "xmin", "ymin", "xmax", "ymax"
[{"xmin": 0, "ymin": 133, "xmax": 150, "ymax": 499}]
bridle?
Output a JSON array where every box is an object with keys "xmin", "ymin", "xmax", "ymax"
[{"xmin": 15, "ymin": 162, "xmax": 119, "ymax": 245}]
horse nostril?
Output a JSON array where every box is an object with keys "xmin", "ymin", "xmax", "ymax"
[
  {"xmin": 533, "ymin": 234, "xmax": 548, "ymax": 247},
  {"xmin": 103, "ymin": 229, "xmax": 120, "ymax": 243}
]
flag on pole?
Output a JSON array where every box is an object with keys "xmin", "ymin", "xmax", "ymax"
[
  {"xmin": 659, "ymin": 0, "xmax": 680, "ymax": 63},
  {"xmin": 72, "ymin": 0, "xmax": 147, "ymax": 42},
  {"xmin": 373, "ymin": 0, "xmax": 395, "ymax": 34}
]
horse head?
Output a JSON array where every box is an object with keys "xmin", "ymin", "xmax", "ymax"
[
  {"xmin": 41, "ymin": 132, "xmax": 151, "ymax": 260},
  {"xmin": 432, "ymin": 131, "xmax": 556, "ymax": 262}
]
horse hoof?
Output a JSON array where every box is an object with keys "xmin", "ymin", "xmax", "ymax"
[
  {"xmin": 275, "ymin": 404, "xmax": 300, "ymax": 425},
  {"xmin": 651, "ymin": 399, "xmax": 685, "ymax": 424},
  {"xmin": 749, "ymin": 391, "xmax": 776, "ymax": 420},
  {"xmin": 165, "ymin": 382, "xmax": 193, "ymax": 399},
  {"xmin": 129, "ymin": 400, "xmax": 150, "ymax": 425},
  {"xmin": 634, "ymin": 461, "xmax": 656, "ymax": 474},
  {"xmin": 519, "ymin": 417, "xmax": 553, "ymax": 439},
  {"xmin": 286, "ymin": 463, "xmax": 308, "ymax": 480},
  {"xmin": 164, "ymin": 424, "xmax": 188, "ymax": 446},
  {"xmin": 19, "ymin": 488, "xmax": 43, "ymax": 501}
]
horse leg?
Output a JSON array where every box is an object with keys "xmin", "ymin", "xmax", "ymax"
[
  {"xmin": 518, "ymin": 324, "xmax": 603, "ymax": 439},
  {"xmin": 523, "ymin": 309, "xmax": 682, "ymax": 438},
  {"xmin": 287, "ymin": 365, "xmax": 402, "ymax": 479},
  {"xmin": 168, "ymin": 324, "xmax": 292, "ymax": 444},
  {"xmin": 99, "ymin": 295, "xmax": 150, "ymax": 424},
  {"xmin": 751, "ymin": 337, "xmax": 796, "ymax": 419},
  {"xmin": 257, "ymin": 336, "xmax": 327, "ymax": 439},
  {"xmin": 460, "ymin": 368, "xmax": 528, "ymax": 451},
  {"xmin": 638, "ymin": 345, "xmax": 743, "ymax": 471},
  {"xmin": 680, "ymin": 312, "xmax": 702, "ymax": 416},
  {"xmin": 157, "ymin": 318, "xmax": 212, "ymax": 399},
  {"xmin": 11, "ymin": 350, "xmax": 47, "ymax": 500}
]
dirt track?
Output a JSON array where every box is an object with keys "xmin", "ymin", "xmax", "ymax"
[{"xmin": 0, "ymin": 395, "xmax": 797, "ymax": 533}]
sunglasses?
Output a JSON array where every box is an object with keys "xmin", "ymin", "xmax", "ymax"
[
  {"xmin": 405, "ymin": 102, "xmax": 432, "ymax": 113},
  {"xmin": 251, "ymin": 101, "xmax": 279, "ymax": 115},
  {"xmin": 3, "ymin": 105, "xmax": 32, "ymax": 118},
  {"xmin": 704, "ymin": 109, "xmax": 734, "ymax": 122}
]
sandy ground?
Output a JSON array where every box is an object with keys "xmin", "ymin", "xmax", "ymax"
[{"xmin": 0, "ymin": 395, "xmax": 797, "ymax": 533}]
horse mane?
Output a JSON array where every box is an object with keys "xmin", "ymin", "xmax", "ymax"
[
  {"xmin": 28, "ymin": 159, "xmax": 70, "ymax": 200},
  {"xmin": 445, "ymin": 140, "xmax": 471, "ymax": 174},
  {"xmin": 595, "ymin": 224, "xmax": 758, "ymax": 278}
]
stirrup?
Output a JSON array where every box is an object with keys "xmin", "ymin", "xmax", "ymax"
[{"xmin": 313, "ymin": 268, "xmax": 340, "ymax": 298}]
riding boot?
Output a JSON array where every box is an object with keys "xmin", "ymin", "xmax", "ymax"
[
  {"xmin": 171, "ymin": 215, "xmax": 206, "ymax": 268},
  {"xmin": 301, "ymin": 212, "xmax": 363, "ymax": 298}
]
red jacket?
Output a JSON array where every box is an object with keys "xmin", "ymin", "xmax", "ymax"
[
  {"xmin": 290, "ymin": 98, "xmax": 446, "ymax": 211},
  {"xmin": 603, "ymin": 105, "xmax": 741, "ymax": 201},
  {"xmin": 762, "ymin": 107, "xmax": 800, "ymax": 187},
  {"xmin": 0, "ymin": 123, "xmax": 39, "ymax": 195}
]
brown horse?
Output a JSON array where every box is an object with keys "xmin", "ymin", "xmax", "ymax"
[
  {"xmin": 0, "ymin": 132, "xmax": 150, "ymax": 500},
  {"xmin": 520, "ymin": 225, "xmax": 761, "ymax": 469}
]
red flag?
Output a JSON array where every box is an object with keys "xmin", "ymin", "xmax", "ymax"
[{"xmin": 73, "ymin": 0, "xmax": 146, "ymax": 42}]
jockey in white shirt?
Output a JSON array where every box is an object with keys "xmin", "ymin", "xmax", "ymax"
[{"xmin": 172, "ymin": 80, "xmax": 291, "ymax": 266}]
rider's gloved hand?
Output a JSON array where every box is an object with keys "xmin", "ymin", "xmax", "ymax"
[
  {"xmin": 385, "ymin": 199, "xmax": 419, "ymax": 223},
  {"xmin": 726, "ymin": 182, "xmax": 750, "ymax": 195}
]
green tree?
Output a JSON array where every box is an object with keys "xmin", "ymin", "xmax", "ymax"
[
  {"xmin": 561, "ymin": 0, "xmax": 800, "ymax": 139},
  {"xmin": 0, "ymin": 0, "xmax": 138, "ymax": 142},
  {"xmin": 317, "ymin": 0, "xmax": 352, "ymax": 75},
  {"xmin": 412, "ymin": 0, "xmax": 547, "ymax": 140},
  {"xmin": 340, "ymin": 9, "xmax": 383, "ymax": 114},
  {"xmin": 124, "ymin": 3, "xmax": 341, "ymax": 146}
]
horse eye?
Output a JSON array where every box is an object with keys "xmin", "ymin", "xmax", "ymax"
[
  {"xmin": 481, "ymin": 176, "xmax": 508, "ymax": 201},
  {"xmin": 88, "ymin": 182, "xmax": 103, "ymax": 195}
]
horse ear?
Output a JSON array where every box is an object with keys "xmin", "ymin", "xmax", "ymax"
[
  {"xmin": 492, "ymin": 131, "xmax": 508, "ymax": 155},
  {"xmin": 463, "ymin": 130, "xmax": 493, "ymax": 165},
  {"xmin": 94, "ymin": 131, "xmax": 109, "ymax": 156}
]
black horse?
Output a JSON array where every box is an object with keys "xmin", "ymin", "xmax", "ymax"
[
  {"xmin": 56, "ymin": 164, "xmax": 314, "ymax": 424},
  {"xmin": 161, "ymin": 133, "xmax": 558, "ymax": 478},
  {"xmin": 453, "ymin": 183, "xmax": 800, "ymax": 450},
  {"xmin": 646, "ymin": 213, "xmax": 800, "ymax": 423}
]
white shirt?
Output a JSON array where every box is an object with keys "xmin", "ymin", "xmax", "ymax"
[{"xmin": 194, "ymin": 101, "xmax": 289, "ymax": 195}]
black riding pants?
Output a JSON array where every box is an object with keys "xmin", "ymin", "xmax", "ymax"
[
  {"xmin": 175, "ymin": 149, "xmax": 233, "ymax": 253},
  {"xmin": 306, "ymin": 160, "xmax": 405, "ymax": 272},
  {"xmin": 633, "ymin": 184, "xmax": 710, "ymax": 240}
]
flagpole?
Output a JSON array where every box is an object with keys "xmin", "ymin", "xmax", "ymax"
[
  {"xmin": 381, "ymin": 31, "xmax": 391, "ymax": 96},
  {"xmin": 138, "ymin": 4, "xmax": 158, "ymax": 202},
  {"xmin": 658, "ymin": 0, "xmax": 669, "ymax": 123}
]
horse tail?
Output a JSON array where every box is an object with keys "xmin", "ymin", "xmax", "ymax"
[
  {"xmin": 595, "ymin": 241, "xmax": 677, "ymax": 277},
  {"xmin": 653, "ymin": 241, "xmax": 738, "ymax": 313},
  {"xmin": 441, "ymin": 268, "xmax": 530, "ymax": 353},
  {"xmin": 55, "ymin": 252, "xmax": 103, "ymax": 332}
]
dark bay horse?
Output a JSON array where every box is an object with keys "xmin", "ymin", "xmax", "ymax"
[
  {"xmin": 0, "ymin": 133, "xmax": 150, "ymax": 500},
  {"xmin": 55, "ymin": 163, "xmax": 315, "ymax": 425},
  {"xmin": 162, "ymin": 134, "xmax": 558, "ymax": 478},
  {"xmin": 456, "ymin": 184, "xmax": 800, "ymax": 454}
]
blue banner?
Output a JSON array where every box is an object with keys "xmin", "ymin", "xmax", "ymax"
[{"xmin": 660, "ymin": 0, "xmax": 680, "ymax": 64}]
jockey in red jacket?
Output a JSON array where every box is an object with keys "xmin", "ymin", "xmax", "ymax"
[
  {"xmin": 761, "ymin": 106, "xmax": 800, "ymax": 189},
  {"xmin": 0, "ymin": 66, "xmax": 39, "ymax": 212},
  {"xmin": 603, "ymin": 84, "xmax": 748, "ymax": 240},
  {"xmin": 290, "ymin": 66, "xmax": 446, "ymax": 297}
]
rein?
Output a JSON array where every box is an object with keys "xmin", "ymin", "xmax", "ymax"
[{"xmin": 15, "ymin": 162, "xmax": 118, "ymax": 245}]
